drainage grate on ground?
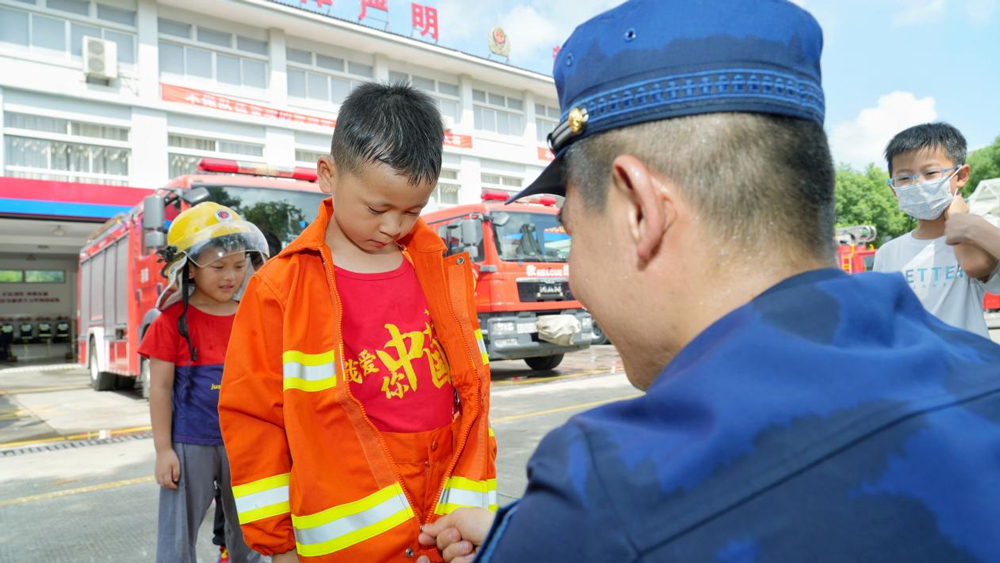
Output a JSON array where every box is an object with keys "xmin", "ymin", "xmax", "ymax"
[{"xmin": 0, "ymin": 431, "xmax": 152, "ymax": 457}]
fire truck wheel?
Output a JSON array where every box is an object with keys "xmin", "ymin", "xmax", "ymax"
[
  {"xmin": 89, "ymin": 341, "xmax": 116, "ymax": 392},
  {"xmin": 591, "ymin": 323, "xmax": 610, "ymax": 346},
  {"xmin": 524, "ymin": 354, "xmax": 564, "ymax": 371},
  {"xmin": 114, "ymin": 374, "xmax": 138, "ymax": 391}
]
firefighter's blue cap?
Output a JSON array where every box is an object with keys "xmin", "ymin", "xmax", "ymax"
[{"xmin": 508, "ymin": 0, "xmax": 825, "ymax": 202}]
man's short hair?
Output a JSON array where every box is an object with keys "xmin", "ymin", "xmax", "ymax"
[
  {"xmin": 884, "ymin": 122, "xmax": 967, "ymax": 176},
  {"xmin": 331, "ymin": 82, "xmax": 444, "ymax": 186},
  {"xmin": 566, "ymin": 112, "xmax": 836, "ymax": 260}
]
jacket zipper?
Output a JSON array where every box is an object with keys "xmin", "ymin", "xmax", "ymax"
[
  {"xmin": 425, "ymin": 254, "xmax": 482, "ymax": 526},
  {"xmin": 317, "ymin": 244, "xmax": 422, "ymax": 522}
]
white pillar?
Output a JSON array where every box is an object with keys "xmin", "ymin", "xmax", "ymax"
[
  {"xmin": 458, "ymin": 74, "xmax": 474, "ymax": 133},
  {"xmin": 130, "ymin": 107, "xmax": 168, "ymax": 187},
  {"xmin": 135, "ymin": 0, "xmax": 159, "ymax": 104},
  {"xmin": 265, "ymin": 127, "xmax": 296, "ymax": 167},
  {"xmin": 523, "ymin": 89, "xmax": 537, "ymax": 161},
  {"xmin": 0, "ymin": 87, "xmax": 5, "ymax": 172},
  {"xmin": 459, "ymin": 155, "xmax": 481, "ymax": 205},
  {"xmin": 373, "ymin": 53, "xmax": 390, "ymax": 81},
  {"xmin": 268, "ymin": 28, "xmax": 288, "ymax": 106}
]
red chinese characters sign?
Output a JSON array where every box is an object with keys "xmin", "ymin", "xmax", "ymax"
[
  {"xmin": 411, "ymin": 3, "xmax": 439, "ymax": 41},
  {"xmin": 161, "ymin": 84, "xmax": 337, "ymax": 128},
  {"xmin": 359, "ymin": 0, "xmax": 387, "ymax": 21},
  {"xmin": 162, "ymin": 84, "xmax": 472, "ymax": 149},
  {"xmin": 303, "ymin": 0, "xmax": 333, "ymax": 7},
  {"xmin": 538, "ymin": 147, "xmax": 555, "ymax": 162},
  {"xmin": 445, "ymin": 131, "xmax": 472, "ymax": 149}
]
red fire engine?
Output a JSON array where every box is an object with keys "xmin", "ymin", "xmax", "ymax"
[
  {"xmin": 422, "ymin": 190, "xmax": 593, "ymax": 371},
  {"xmin": 835, "ymin": 225, "xmax": 877, "ymax": 274},
  {"xmin": 78, "ymin": 159, "xmax": 326, "ymax": 393}
]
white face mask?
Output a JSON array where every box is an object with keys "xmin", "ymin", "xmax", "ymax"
[{"xmin": 895, "ymin": 169, "xmax": 958, "ymax": 220}]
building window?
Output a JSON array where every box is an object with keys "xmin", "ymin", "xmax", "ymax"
[
  {"xmin": 433, "ymin": 169, "xmax": 460, "ymax": 207},
  {"xmin": 158, "ymin": 18, "xmax": 268, "ymax": 90},
  {"xmin": 26, "ymin": 270, "xmax": 66, "ymax": 283},
  {"xmin": 480, "ymin": 172, "xmax": 523, "ymax": 192},
  {"xmin": 388, "ymin": 71, "xmax": 461, "ymax": 125},
  {"xmin": 167, "ymin": 133, "xmax": 264, "ymax": 178},
  {"xmin": 535, "ymin": 103, "xmax": 560, "ymax": 144},
  {"xmin": 286, "ymin": 46, "xmax": 372, "ymax": 106},
  {"xmin": 295, "ymin": 148, "xmax": 327, "ymax": 168},
  {"xmin": 0, "ymin": 270, "xmax": 25, "ymax": 283},
  {"xmin": 0, "ymin": 269, "xmax": 65, "ymax": 283},
  {"xmin": 0, "ymin": 2, "xmax": 137, "ymax": 65},
  {"xmin": 472, "ymin": 89, "xmax": 524, "ymax": 137},
  {"xmin": 3, "ymin": 111, "xmax": 130, "ymax": 185}
]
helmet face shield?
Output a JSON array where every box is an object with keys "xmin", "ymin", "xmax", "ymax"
[{"xmin": 186, "ymin": 227, "xmax": 269, "ymax": 268}]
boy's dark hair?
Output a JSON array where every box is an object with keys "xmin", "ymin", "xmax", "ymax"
[
  {"xmin": 566, "ymin": 112, "xmax": 836, "ymax": 261},
  {"xmin": 884, "ymin": 122, "xmax": 967, "ymax": 175},
  {"xmin": 331, "ymin": 82, "xmax": 444, "ymax": 186}
]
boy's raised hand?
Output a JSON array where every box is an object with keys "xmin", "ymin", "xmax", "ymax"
[
  {"xmin": 417, "ymin": 508, "xmax": 497, "ymax": 563},
  {"xmin": 155, "ymin": 448, "xmax": 181, "ymax": 489}
]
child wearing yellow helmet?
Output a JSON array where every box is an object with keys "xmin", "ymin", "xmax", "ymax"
[{"xmin": 138, "ymin": 202, "xmax": 267, "ymax": 563}]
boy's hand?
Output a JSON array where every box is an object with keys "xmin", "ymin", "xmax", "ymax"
[
  {"xmin": 417, "ymin": 508, "xmax": 496, "ymax": 563},
  {"xmin": 271, "ymin": 550, "xmax": 299, "ymax": 563},
  {"xmin": 155, "ymin": 448, "xmax": 181, "ymax": 489}
]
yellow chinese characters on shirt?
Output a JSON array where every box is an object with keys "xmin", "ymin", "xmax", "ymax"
[{"xmin": 344, "ymin": 314, "xmax": 451, "ymax": 400}]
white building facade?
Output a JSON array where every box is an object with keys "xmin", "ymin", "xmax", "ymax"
[{"xmin": 0, "ymin": 0, "xmax": 560, "ymax": 210}]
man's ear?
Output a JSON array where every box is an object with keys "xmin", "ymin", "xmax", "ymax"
[
  {"xmin": 954, "ymin": 163, "xmax": 971, "ymax": 192},
  {"xmin": 317, "ymin": 157, "xmax": 337, "ymax": 195},
  {"xmin": 610, "ymin": 155, "xmax": 673, "ymax": 264}
]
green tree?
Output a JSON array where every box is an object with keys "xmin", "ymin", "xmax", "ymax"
[
  {"xmin": 834, "ymin": 164, "xmax": 915, "ymax": 244},
  {"xmin": 965, "ymin": 135, "xmax": 1000, "ymax": 198},
  {"xmin": 239, "ymin": 201, "xmax": 307, "ymax": 244}
]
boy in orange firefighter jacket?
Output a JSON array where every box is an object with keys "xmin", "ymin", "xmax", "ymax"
[{"xmin": 218, "ymin": 83, "xmax": 497, "ymax": 563}]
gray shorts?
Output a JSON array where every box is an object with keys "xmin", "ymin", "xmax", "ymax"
[{"xmin": 156, "ymin": 443, "xmax": 262, "ymax": 563}]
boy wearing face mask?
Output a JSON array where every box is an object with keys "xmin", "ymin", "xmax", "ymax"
[{"xmin": 873, "ymin": 122, "xmax": 1000, "ymax": 338}]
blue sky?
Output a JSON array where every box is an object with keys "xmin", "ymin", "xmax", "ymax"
[{"xmin": 307, "ymin": 0, "xmax": 999, "ymax": 170}]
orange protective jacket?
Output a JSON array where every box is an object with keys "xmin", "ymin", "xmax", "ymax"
[{"xmin": 219, "ymin": 199, "xmax": 497, "ymax": 562}]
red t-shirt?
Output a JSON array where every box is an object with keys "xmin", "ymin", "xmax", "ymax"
[
  {"xmin": 335, "ymin": 259, "xmax": 456, "ymax": 433},
  {"xmin": 137, "ymin": 303, "xmax": 235, "ymax": 445}
]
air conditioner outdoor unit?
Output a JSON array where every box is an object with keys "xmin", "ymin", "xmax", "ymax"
[{"xmin": 83, "ymin": 37, "xmax": 118, "ymax": 81}]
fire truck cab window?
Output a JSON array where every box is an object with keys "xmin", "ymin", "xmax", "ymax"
[
  {"xmin": 438, "ymin": 219, "xmax": 484, "ymax": 261},
  {"xmin": 200, "ymin": 186, "xmax": 327, "ymax": 246},
  {"xmin": 493, "ymin": 212, "xmax": 570, "ymax": 263}
]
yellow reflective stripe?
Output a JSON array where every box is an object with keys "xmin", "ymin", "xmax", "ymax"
[
  {"xmin": 475, "ymin": 329, "xmax": 489, "ymax": 365},
  {"xmin": 233, "ymin": 473, "xmax": 290, "ymax": 498},
  {"xmin": 283, "ymin": 349, "xmax": 337, "ymax": 392},
  {"xmin": 488, "ymin": 426, "xmax": 495, "ymax": 438},
  {"xmin": 283, "ymin": 377, "xmax": 337, "ymax": 392},
  {"xmin": 282, "ymin": 350, "xmax": 336, "ymax": 366},
  {"xmin": 233, "ymin": 473, "xmax": 291, "ymax": 524},
  {"xmin": 435, "ymin": 477, "xmax": 498, "ymax": 515},
  {"xmin": 240, "ymin": 501, "xmax": 292, "ymax": 524},
  {"xmin": 292, "ymin": 484, "xmax": 414, "ymax": 557},
  {"xmin": 436, "ymin": 501, "xmax": 499, "ymax": 515},
  {"xmin": 443, "ymin": 476, "xmax": 497, "ymax": 493}
]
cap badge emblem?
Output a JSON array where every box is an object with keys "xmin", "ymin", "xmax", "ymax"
[{"xmin": 568, "ymin": 107, "xmax": 589, "ymax": 134}]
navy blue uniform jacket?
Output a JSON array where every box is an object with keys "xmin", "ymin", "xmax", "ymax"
[{"xmin": 478, "ymin": 269, "xmax": 1000, "ymax": 562}]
